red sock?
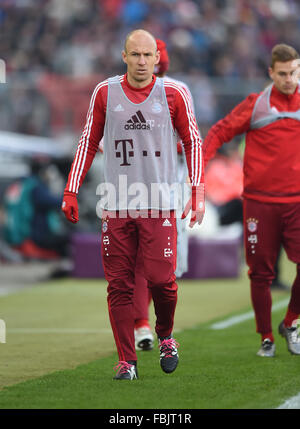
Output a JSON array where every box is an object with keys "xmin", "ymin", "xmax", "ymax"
[
  {"xmin": 262, "ymin": 332, "xmax": 274, "ymax": 343},
  {"xmin": 134, "ymin": 319, "xmax": 150, "ymax": 330},
  {"xmin": 284, "ymin": 309, "xmax": 299, "ymax": 327}
]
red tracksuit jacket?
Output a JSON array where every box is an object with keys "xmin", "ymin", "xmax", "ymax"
[
  {"xmin": 65, "ymin": 73, "xmax": 203, "ymax": 195},
  {"xmin": 203, "ymin": 84, "xmax": 300, "ymax": 203}
]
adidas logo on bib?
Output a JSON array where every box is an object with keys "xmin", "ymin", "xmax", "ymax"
[
  {"xmin": 162, "ymin": 219, "xmax": 172, "ymax": 227},
  {"xmin": 124, "ymin": 110, "xmax": 154, "ymax": 130}
]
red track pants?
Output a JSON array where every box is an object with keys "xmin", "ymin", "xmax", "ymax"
[
  {"xmin": 244, "ymin": 198, "xmax": 300, "ymax": 334},
  {"xmin": 133, "ymin": 247, "xmax": 152, "ymax": 324},
  {"xmin": 101, "ymin": 210, "xmax": 178, "ymax": 362}
]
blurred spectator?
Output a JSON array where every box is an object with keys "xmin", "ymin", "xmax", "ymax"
[
  {"xmin": 2, "ymin": 156, "xmax": 69, "ymax": 261},
  {"xmin": 205, "ymin": 142, "xmax": 243, "ymax": 226}
]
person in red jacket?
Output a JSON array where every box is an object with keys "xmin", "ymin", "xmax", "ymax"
[
  {"xmin": 203, "ymin": 43, "xmax": 300, "ymax": 358},
  {"xmin": 62, "ymin": 29, "xmax": 204, "ymax": 380}
]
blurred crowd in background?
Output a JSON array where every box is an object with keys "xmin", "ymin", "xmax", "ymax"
[
  {"xmin": 0, "ymin": 0, "xmax": 299, "ymax": 268},
  {"xmin": 1, "ymin": 0, "xmax": 300, "ymax": 139}
]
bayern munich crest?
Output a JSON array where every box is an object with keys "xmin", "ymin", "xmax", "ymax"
[
  {"xmin": 102, "ymin": 221, "xmax": 108, "ymax": 233},
  {"xmin": 247, "ymin": 218, "xmax": 258, "ymax": 232},
  {"xmin": 152, "ymin": 101, "xmax": 162, "ymax": 113}
]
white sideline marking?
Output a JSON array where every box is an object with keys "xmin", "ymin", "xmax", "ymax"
[
  {"xmin": 6, "ymin": 328, "xmax": 111, "ymax": 334},
  {"xmin": 210, "ymin": 298, "xmax": 289, "ymax": 330},
  {"xmin": 0, "ymin": 288, "xmax": 22, "ymax": 296},
  {"xmin": 277, "ymin": 392, "xmax": 300, "ymax": 409}
]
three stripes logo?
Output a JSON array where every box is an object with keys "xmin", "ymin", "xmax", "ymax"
[
  {"xmin": 124, "ymin": 110, "xmax": 153, "ymax": 131},
  {"xmin": 162, "ymin": 218, "xmax": 172, "ymax": 227}
]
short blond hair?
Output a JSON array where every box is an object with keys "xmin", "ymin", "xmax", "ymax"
[{"xmin": 271, "ymin": 43, "xmax": 299, "ymax": 68}]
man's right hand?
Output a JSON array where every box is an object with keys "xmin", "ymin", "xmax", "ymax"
[{"xmin": 61, "ymin": 191, "xmax": 79, "ymax": 223}]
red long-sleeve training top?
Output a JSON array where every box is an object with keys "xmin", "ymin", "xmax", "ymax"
[
  {"xmin": 203, "ymin": 84, "xmax": 300, "ymax": 203},
  {"xmin": 65, "ymin": 74, "xmax": 203, "ymax": 195}
]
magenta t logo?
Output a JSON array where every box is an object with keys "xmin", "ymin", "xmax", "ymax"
[{"xmin": 115, "ymin": 139, "xmax": 134, "ymax": 166}]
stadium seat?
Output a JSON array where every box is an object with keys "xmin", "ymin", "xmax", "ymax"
[
  {"xmin": 71, "ymin": 233, "xmax": 105, "ymax": 278},
  {"xmin": 182, "ymin": 235, "xmax": 241, "ymax": 279}
]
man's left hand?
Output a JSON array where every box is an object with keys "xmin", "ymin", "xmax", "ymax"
[{"xmin": 181, "ymin": 184, "xmax": 205, "ymax": 228}]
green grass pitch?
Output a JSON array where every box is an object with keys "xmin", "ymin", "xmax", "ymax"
[{"xmin": 0, "ymin": 255, "xmax": 299, "ymax": 409}]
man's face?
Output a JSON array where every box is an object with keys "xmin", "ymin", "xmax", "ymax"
[
  {"xmin": 122, "ymin": 32, "xmax": 160, "ymax": 87},
  {"xmin": 269, "ymin": 60, "xmax": 300, "ymax": 95}
]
